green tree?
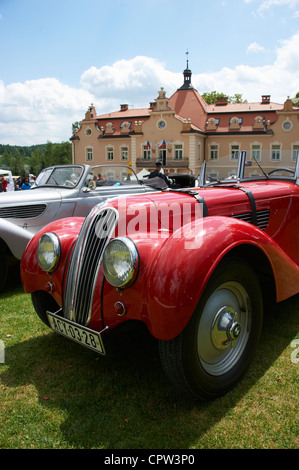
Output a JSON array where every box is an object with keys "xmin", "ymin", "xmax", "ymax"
[
  {"xmin": 202, "ymin": 91, "xmax": 247, "ymax": 104},
  {"xmin": 72, "ymin": 121, "xmax": 81, "ymax": 134},
  {"xmin": 2, "ymin": 149, "xmax": 24, "ymax": 175}
]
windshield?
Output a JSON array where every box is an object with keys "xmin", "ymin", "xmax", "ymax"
[
  {"xmin": 33, "ymin": 166, "xmax": 84, "ymax": 188},
  {"xmin": 86, "ymin": 165, "xmax": 140, "ymax": 188},
  {"xmin": 32, "ymin": 164, "xmax": 141, "ymax": 189},
  {"xmin": 200, "ymin": 151, "xmax": 298, "ymax": 185}
]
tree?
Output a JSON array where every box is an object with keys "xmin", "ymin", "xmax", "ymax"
[
  {"xmin": 2, "ymin": 149, "xmax": 24, "ymax": 176},
  {"xmin": 72, "ymin": 121, "xmax": 81, "ymax": 134},
  {"xmin": 202, "ymin": 91, "xmax": 247, "ymax": 104},
  {"xmin": 0, "ymin": 141, "xmax": 72, "ymax": 176}
]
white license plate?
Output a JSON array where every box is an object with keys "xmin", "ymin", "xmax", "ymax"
[{"xmin": 47, "ymin": 311, "xmax": 106, "ymax": 355}]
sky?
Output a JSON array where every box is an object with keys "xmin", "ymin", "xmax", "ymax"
[{"xmin": 0, "ymin": 0, "xmax": 299, "ymax": 146}]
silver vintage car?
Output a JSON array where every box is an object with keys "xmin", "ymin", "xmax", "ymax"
[{"xmin": 0, "ymin": 163, "xmax": 164, "ymax": 290}]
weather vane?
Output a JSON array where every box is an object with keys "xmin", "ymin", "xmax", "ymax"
[{"xmin": 186, "ymin": 49, "xmax": 189, "ymax": 68}]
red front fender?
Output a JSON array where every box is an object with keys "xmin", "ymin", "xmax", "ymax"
[
  {"xmin": 21, "ymin": 217, "xmax": 84, "ymax": 305},
  {"xmin": 138, "ymin": 216, "xmax": 299, "ymax": 340}
]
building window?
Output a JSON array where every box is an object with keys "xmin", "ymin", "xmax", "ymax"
[
  {"xmin": 121, "ymin": 146, "xmax": 129, "ymax": 161},
  {"xmin": 120, "ymin": 122, "xmax": 131, "ymax": 133},
  {"xmin": 282, "ymin": 120, "xmax": 293, "ymax": 132},
  {"xmin": 159, "ymin": 149, "xmax": 166, "ymax": 164},
  {"xmin": 142, "ymin": 145, "xmax": 151, "ymax": 160},
  {"xmin": 251, "ymin": 144, "xmax": 261, "ymax": 161},
  {"xmin": 157, "ymin": 119, "xmax": 166, "ymax": 130},
  {"xmin": 86, "ymin": 147, "xmax": 93, "ymax": 162},
  {"xmin": 271, "ymin": 144, "xmax": 281, "ymax": 161},
  {"xmin": 174, "ymin": 144, "xmax": 183, "ymax": 160},
  {"xmin": 229, "ymin": 117, "xmax": 243, "ymax": 125},
  {"xmin": 106, "ymin": 146, "xmax": 114, "ymax": 161},
  {"xmin": 209, "ymin": 145, "xmax": 218, "ymax": 160},
  {"xmin": 198, "ymin": 144, "xmax": 201, "ymax": 161},
  {"xmin": 85, "ymin": 128, "xmax": 92, "ymax": 136},
  {"xmin": 231, "ymin": 145, "xmax": 240, "ymax": 159},
  {"xmin": 292, "ymin": 145, "xmax": 299, "ymax": 162}
]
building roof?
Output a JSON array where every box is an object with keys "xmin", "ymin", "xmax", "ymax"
[
  {"xmin": 207, "ymin": 101, "xmax": 284, "ymax": 113},
  {"xmin": 96, "ymin": 107, "xmax": 150, "ymax": 120},
  {"xmin": 72, "ymin": 65, "xmax": 296, "ymax": 141},
  {"xmin": 168, "ymin": 88, "xmax": 208, "ymax": 131}
]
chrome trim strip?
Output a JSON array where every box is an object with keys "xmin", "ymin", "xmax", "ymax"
[{"xmin": 63, "ymin": 206, "xmax": 118, "ymax": 325}]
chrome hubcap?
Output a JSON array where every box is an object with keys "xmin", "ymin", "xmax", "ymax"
[
  {"xmin": 197, "ymin": 281, "xmax": 251, "ymax": 376},
  {"xmin": 211, "ymin": 306, "xmax": 242, "ymax": 349}
]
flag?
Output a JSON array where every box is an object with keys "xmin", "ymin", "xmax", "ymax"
[
  {"xmin": 159, "ymin": 140, "xmax": 166, "ymax": 149},
  {"xmin": 146, "ymin": 141, "xmax": 150, "ymax": 150}
]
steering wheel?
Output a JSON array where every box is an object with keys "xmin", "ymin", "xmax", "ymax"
[
  {"xmin": 64, "ymin": 180, "xmax": 76, "ymax": 187},
  {"xmin": 88, "ymin": 180, "xmax": 96, "ymax": 190},
  {"xmin": 267, "ymin": 168, "xmax": 294, "ymax": 176}
]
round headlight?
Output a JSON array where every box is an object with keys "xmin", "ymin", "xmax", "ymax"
[
  {"xmin": 102, "ymin": 237, "xmax": 139, "ymax": 288},
  {"xmin": 37, "ymin": 232, "xmax": 61, "ymax": 273}
]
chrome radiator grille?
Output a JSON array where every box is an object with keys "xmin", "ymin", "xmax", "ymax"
[
  {"xmin": 0, "ymin": 204, "xmax": 46, "ymax": 218},
  {"xmin": 63, "ymin": 206, "xmax": 118, "ymax": 326}
]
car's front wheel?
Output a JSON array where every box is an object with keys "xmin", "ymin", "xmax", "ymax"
[
  {"xmin": 0, "ymin": 244, "xmax": 8, "ymax": 291},
  {"xmin": 159, "ymin": 258, "xmax": 263, "ymax": 399},
  {"xmin": 31, "ymin": 291, "xmax": 60, "ymax": 327}
]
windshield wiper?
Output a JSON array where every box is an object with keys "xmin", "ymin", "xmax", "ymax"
[{"xmin": 252, "ymin": 156, "xmax": 268, "ymax": 179}]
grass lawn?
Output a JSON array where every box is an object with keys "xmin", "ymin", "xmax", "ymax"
[{"xmin": 0, "ymin": 272, "xmax": 298, "ymax": 449}]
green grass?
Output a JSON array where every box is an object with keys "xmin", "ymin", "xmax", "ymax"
[{"xmin": 0, "ymin": 273, "xmax": 298, "ymax": 449}]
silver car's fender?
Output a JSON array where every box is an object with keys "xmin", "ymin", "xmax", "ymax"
[{"xmin": 0, "ymin": 218, "xmax": 33, "ymax": 259}]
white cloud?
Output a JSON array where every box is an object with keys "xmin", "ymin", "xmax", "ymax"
[
  {"xmin": 81, "ymin": 56, "xmax": 180, "ymax": 106},
  {"xmin": 255, "ymin": 0, "xmax": 299, "ymax": 14},
  {"xmin": 1, "ymin": 34, "xmax": 299, "ymax": 146},
  {"xmin": 192, "ymin": 32, "xmax": 299, "ymax": 102},
  {"xmin": 0, "ymin": 78, "xmax": 93, "ymax": 145},
  {"xmin": 247, "ymin": 42, "xmax": 267, "ymax": 53}
]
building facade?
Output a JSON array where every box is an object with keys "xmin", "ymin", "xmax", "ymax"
[{"xmin": 71, "ymin": 65, "xmax": 299, "ymax": 178}]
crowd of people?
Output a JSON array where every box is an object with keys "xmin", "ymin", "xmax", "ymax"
[{"xmin": 0, "ymin": 174, "xmax": 36, "ymax": 192}]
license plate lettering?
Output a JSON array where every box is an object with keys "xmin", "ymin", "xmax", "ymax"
[{"xmin": 46, "ymin": 311, "xmax": 106, "ymax": 355}]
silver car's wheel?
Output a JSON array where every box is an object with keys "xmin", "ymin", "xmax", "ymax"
[{"xmin": 159, "ymin": 258, "xmax": 263, "ymax": 399}]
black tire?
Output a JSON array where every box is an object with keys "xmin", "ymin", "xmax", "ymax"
[
  {"xmin": 0, "ymin": 245, "xmax": 8, "ymax": 291},
  {"xmin": 31, "ymin": 291, "xmax": 60, "ymax": 327},
  {"xmin": 159, "ymin": 258, "xmax": 263, "ymax": 399}
]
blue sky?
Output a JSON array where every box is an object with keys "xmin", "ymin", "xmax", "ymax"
[{"xmin": 1, "ymin": 0, "xmax": 299, "ymax": 145}]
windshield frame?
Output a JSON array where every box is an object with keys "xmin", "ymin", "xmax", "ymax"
[
  {"xmin": 199, "ymin": 151, "xmax": 299, "ymax": 187},
  {"xmin": 32, "ymin": 164, "xmax": 142, "ymax": 189},
  {"xmin": 32, "ymin": 165, "xmax": 86, "ymax": 189}
]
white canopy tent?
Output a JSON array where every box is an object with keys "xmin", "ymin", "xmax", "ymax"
[
  {"xmin": 0, "ymin": 170, "xmax": 15, "ymax": 191},
  {"xmin": 136, "ymin": 168, "xmax": 150, "ymax": 179}
]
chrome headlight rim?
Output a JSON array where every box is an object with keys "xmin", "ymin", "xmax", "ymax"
[
  {"xmin": 37, "ymin": 232, "xmax": 61, "ymax": 273},
  {"xmin": 102, "ymin": 237, "xmax": 139, "ymax": 288}
]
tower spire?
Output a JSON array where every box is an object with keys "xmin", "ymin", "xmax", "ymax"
[{"xmin": 178, "ymin": 50, "xmax": 194, "ymax": 90}]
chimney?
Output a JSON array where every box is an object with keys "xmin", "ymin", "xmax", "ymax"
[
  {"xmin": 216, "ymin": 96, "xmax": 228, "ymax": 106},
  {"xmin": 261, "ymin": 95, "xmax": 271, "ymax": 104},
  {"xmin": 120, "ymin": 104, "xmax": 129, "ymax": 111}
]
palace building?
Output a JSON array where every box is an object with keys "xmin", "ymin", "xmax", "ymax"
[{"xmin": 70, "ymin": 63, "xmax": 299, "ymax": 178}]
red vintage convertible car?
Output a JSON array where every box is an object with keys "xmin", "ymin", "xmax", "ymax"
[{"xmin": 21, "ymin": 152, "xmax": 299, "ymax": 399}]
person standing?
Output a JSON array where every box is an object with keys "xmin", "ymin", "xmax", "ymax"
[
  {"xmin": 0, "ymin": 176, "xmax": 7, "ymax": 192},
  {"xmin": 149, "ymin": 161, "xmax": 171, "ymax": 186},
  {"xmin": 21, "ymin": 177, "xmax": 31, "ymax": 190}
]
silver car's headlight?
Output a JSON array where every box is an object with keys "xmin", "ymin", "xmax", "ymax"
[
  {"xmin": 102, "ymin": 237, "xmax": 139, "ymax": 288},
  {"xmin": 37, "ymin": 232, "xmax": 61, "ymax": 273}
]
